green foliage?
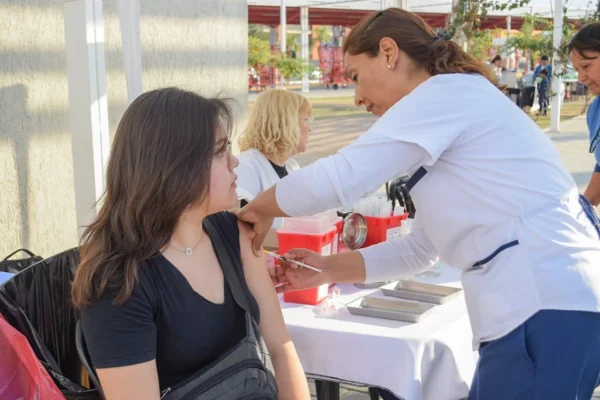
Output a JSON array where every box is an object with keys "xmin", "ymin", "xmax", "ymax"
[
  {"xmin": 502, "ymin": 12, "xmax": 576, "ymax": 73},
  {"xmin": 287, "ymin": 34, "xmax": 300, "ymax": 54},
  {"xmin": 248, "ymin": 36, "xmax": 273, "ymax": 68},
  {"xmin": 469, "ymin": 30, "xmax": 493, "ymax": 60},
  {"xmin": 503, "ymin": 14, "xmax": 553, "ymax": 68},
  {"xmin": 248, "ymin": 24, "xmax": 270, "ymax": 41},
  {"xmin": 274, "ymin": 56, "xmax": 309, "ymax": 80},
  {"xmin": 448, "ymin": 0, "xmax": 532, "ymax": 41},
  {"xmin": 314, "ymin": 26, "xmax": 332, "ymax": 43},
  {"xmin": 585, "ymin": 0, "xmax": 600, "ymax": 22}
]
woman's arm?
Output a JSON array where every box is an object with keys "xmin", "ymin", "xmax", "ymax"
[
  {"xmin": 97, "ymin": 361, "xmax": 160, "ymax": 400},
  {"xmin": 238, "ymin": 141, "xmax": 429, "ymax": 252},
  {"xmin": 238, "ymin": 92, "xmax": 466, "ymax": 251},
  {"xmin": 274, "ymin": 216, "xmax": 438, "ymax": 292},
  {"xmin": 80, "ymin": 278, "xmax": 161, "ymax": 400},
  {"xmin": 584, "ymin": 170, "xmax": 600, "ymax": 207},
  {"xmin": 238, "ymin": 221, "xmax": 310, "ymax": 400}
]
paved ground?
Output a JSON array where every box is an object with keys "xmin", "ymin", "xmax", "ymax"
[
  {"xmin": 546, "ymin": 115, "xmax": 595, "ymax": 192},
  {"xmin": 298, "ymin": 113, "xmax": 600, "ymax": 399}
]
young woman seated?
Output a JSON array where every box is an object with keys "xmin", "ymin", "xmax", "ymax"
[{"xmin": 71, "ymin": 87, "xmax": 310, "ymax": 400}]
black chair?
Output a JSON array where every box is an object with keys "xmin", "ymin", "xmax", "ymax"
[
  {"xmin": 0, "ymin": 248, "xmax": 101, "ymax": 399},
  {"xmin": 518, "ymin": 86, "xmax": 536, "ymax": 109},
  {"xmin": 0, "ymin": 248, "xmax": 43, "ymax": 274}
]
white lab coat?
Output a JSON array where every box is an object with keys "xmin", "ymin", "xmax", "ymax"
[
  {"xmin": 274, "ymin": 73, "xmax": 600, "ymax": 349},
  {"xmin": 235, "ymin": 148, "xmax": 299, "ymax": 229}
]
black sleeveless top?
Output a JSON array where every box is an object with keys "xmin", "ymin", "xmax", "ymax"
[{"xmin": 80, "ymin": 212, "xmax": 260, "ymax": 390}]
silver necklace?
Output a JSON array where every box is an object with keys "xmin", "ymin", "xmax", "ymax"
[{"xmin": 170, "ymin": 232, "xmax": 203, "ymax": 256}]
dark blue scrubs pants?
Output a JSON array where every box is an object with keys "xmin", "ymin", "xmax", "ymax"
[{"xmin": 469, "ymin": 310, "xmax": 600, "ymax": 400}]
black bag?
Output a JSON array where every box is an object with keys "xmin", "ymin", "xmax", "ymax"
[
  {"xmin": 161, "ymin": 215, "xmax": 278, "ymax": 400},
  {"xmin": 0, "ymin": 248, "xmax": 43, "ymax": 274},
  {"xmin": 0, "ymin": 247, "xmax": 101, "ymax": 399}
]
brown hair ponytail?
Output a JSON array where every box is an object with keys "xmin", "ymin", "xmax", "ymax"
[{"xmin": 343, "ymin": 8, "xmax": 503, "ymax": 89}]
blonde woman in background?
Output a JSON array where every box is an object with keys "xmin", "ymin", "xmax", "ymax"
[{"xmin": 236, "ymin": 89, "xmax": 313, "ymax": 229}]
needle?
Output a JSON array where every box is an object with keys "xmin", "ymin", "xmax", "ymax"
[{"xmin": 263, "ymin": 250, "xmax": 322, "ymax": 273}]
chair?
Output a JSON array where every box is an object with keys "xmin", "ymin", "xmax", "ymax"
[{"xmin": 0, "ymin": 247, "xmax": 101, "ymax": 399}]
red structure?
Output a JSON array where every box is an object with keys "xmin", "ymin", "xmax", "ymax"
[
  {"xmin": 249, "ymin": 65, "xmax": 282, "ymax": 92},
  {"xmin": 318, "ymin": 44, "xmax": 350, "ymax": 89},
  {"xmin": 248, "ymin": 5, "xmax": 577, "ymax": 30},
  {"xmin": 247, "ymin": 6, "xmax": 580, "ymax": 90}
]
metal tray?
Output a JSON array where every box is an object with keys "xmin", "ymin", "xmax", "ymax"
[
  {"xmin": 381, "ymin": 280, "xmax": 462, "ymax": 304},
  {"xmin": 353, "ymin": 281, "xmax": 391, "ymax": 289},
  {"xmin": 346, "ymin": 296, "xmax": 435, "ymax": 323}
]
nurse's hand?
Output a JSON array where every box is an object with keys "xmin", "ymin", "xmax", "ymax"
[
  {"xmin": 237, "ymin": 205, "xmax": 274, "ymax": 256},
  {"xmin": 237, "ymin": 186, "xmax": 285, "ymax": 255},
  {"xmin": 273, "ymin": 249, "xmax": 331, "ymax": 293}
]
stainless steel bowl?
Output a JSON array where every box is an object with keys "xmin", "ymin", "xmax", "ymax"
[{"xmin": 342, "ymin": 212, "xmax": 368, "ymax": 250}]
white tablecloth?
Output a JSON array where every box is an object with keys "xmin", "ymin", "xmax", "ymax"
[{"xmin": 280, "ymin": 264, "xmax": 477, "ymax": 400}]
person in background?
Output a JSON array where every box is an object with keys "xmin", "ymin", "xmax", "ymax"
[
  {"xmin": 235, "ymin": 89, "xmax": 312, "ymax": 228},
  {"xmin": 533, "ymin": 54, "xmax": 552, "ymax": 79},
  {"xmin": 491, "ymin": 54, "xmax": 502, "ymax": 67},
  {"xmin": 537, "ymin": 69, "xmax": 549, "ymax": 116},
  {"xmin": 570, "ymin": 22, "xmax": 600, "ymax": 206},
  {"xmin": 71, "ymin": 88, "xmax": 309, "ymax": 400},
  {"xmin": 489, "ymin": 55, "xmax": 503, "ymax": 83}
]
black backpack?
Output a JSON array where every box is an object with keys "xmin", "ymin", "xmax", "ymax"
[{"xmin": 0, "ymin": 248, "xmax": 101, "ymax": 399}]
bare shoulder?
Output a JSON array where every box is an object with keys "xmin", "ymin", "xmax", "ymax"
[
  {"xmin": 236, "ymin": 220, "xmax": 270, "ymax": 285},
  {"xmin": 237, "ymin": 220, "xmax": 259, "ymax": 259}
]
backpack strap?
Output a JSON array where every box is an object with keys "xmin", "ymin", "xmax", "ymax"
[{"xmin": 203, "ymin": 215, "xmax": 251, "ymax": 314}]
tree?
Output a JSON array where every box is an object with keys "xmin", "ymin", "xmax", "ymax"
[
  {"xmin": 448, "ymin": 0, "xmax": 532, "ymax": 47},
  {"xmin": 503, "ymin": 14, "xmax": 553, "ymax": 69},
  {"xmin": 286, "ymin": 34, "xmax": 300, "ymax": 56},
  {"xmin": 469, "ymin": 29, "xmax": 494, "ymax": 61},
  {"xmin": 249, "ymin": 24, "xmax": 270, "ymax": 41},
  {"xmin": 314, "ymin": 26, "xmax": 332, "ymax": 44},
  {"xmin": 584, "ymin": 0, "xmax": 600, "ymax": 21},
  {"xmin": 502, "ymin": 12, "xmax": 576, "ymax": 70},
  {"xmin": 275, "ymin": 56, "xmax": 309, "ymax": 82},
  {"xmin": 248, "ymin": 36, "xmax": 273, "ymax": 68}
]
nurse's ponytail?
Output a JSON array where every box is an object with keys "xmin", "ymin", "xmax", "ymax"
[{"xmin": 343, "ymin": 8, "xmax": 503, "ymax": 90}]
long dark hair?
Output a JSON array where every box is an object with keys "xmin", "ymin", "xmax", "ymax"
[
  {"xmin": 342, "ymin": 8, "xmax": 501, "ymax": 89},
  {"xmin": 569, "ymin": 22, "xmax": 600, "ymax": 56},
  {"xmin": 72, "ymin": 88, "xmax": 233, "ymax": 308}
]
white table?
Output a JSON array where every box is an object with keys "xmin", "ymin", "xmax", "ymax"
[{"xmin": 280, "ymin": 264, "xmax": 477, "ymax": 400}]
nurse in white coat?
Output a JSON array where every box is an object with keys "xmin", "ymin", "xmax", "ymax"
[
  {"xmin": 239, "ymin": 8, "xmax": 600, "ymax": 400},
  {"xmin": 235, "ymin": 89, "xmax": 312, "ymax": 228}
]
